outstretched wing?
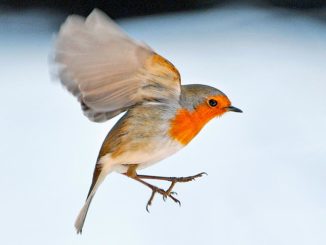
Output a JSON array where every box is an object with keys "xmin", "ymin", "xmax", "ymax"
[{"xmin": 53, "ymin": 9, "xmax": 181, "ymax": 122}]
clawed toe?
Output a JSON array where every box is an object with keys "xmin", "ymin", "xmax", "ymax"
[
  {"xmin": 196, "ymin": 172, "xmax": 208, "ymax": 177},
  {"xmin": 168, "ymin": 194, "xmax": 181, "ymax": 206},
  {"xmin": 179, "ymin": 172, "xmax": 208, "ymax": 182},
  {"xmin": 146, "ymin": 187, "xmax": 180, "ymax": 211},
  {"xmin": 162, "ymin": 191, "xmax": 178, "ymax": 201}
]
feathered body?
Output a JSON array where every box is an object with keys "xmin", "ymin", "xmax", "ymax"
[{"xmin": 98, "ymin": 84, "xmax": 229, "ymax": 170}]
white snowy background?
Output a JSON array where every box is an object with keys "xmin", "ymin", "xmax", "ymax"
[{"xmin": 1, "ymin": 2, "xmax": 326, "ymax": 245}]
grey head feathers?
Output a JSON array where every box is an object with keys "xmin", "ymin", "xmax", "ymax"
[{"xmin": 179, "ymin": 84, "xmax": 226, "ymax": 111}]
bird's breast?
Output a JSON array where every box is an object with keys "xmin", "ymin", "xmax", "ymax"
[{"xmin": 169, "ymin": 105, "xmax": 216, "ymax": 145}]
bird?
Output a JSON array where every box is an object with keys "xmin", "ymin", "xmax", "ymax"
[{"xmin": 52, "ymin": 9, "xmax": 242, "ymax": 234}]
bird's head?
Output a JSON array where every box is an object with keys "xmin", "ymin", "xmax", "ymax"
[
  {"xmin": 180, "ymin": 84, "xmax": 242, "ymax": 118},
  {"xmin": 170, "ymin": 84, "xmax": 242, "ymax": 145}
]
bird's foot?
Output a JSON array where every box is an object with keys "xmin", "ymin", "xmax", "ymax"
[
  {"xmin": 125, "ymin": 171, "xmax": 207, "ymax": 211},
  {"xmin": 161, "ymin": 172, "xmax": 207, "ymax": 200},
  {"xmin": 137, "ymin": 171, "xmax": 207, "ymax": 184},
  {"xmin": 166, "ymin": 172, "xmax": 208, "ymax": 183},
  {"xmin": 146, "ymin": 186, "xmax": 180, "ymax": 212},
  {"xmin": 137, "ymin": 172, "xmax": 207, "ymax": 205}
]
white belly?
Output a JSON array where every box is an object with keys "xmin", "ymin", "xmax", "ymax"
[{"xmin": 98, "ymin": 137, "xmax": 183, "ymax": 173}]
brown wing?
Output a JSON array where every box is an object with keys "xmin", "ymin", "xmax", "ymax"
[{"xmin": 53, "ymin": 9, "xmax": 181, "ymax": 122}]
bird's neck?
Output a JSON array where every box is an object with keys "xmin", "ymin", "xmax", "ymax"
[{"xmin": 169, "ymin": 105, "xmax": 217, "ymax": 145}]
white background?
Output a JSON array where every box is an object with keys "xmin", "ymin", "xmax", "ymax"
[{"xmin": 1, "ymin": 3, "xmax": 326, "ymax": 244}]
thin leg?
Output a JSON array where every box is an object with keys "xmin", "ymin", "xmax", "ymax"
[
  {"xmin": 137, "ymin": 172, "xmax": 207, "ymax": 182},
  {"xmin": 137, "ymin": 172, "xmax": 207, "ymax": 198},
  {"xmin": 123, "ymin": 173, "xmax": 181, "ymax": 211}
]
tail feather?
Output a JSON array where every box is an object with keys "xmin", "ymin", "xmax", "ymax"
[
  {"xmin": 74, "ymin": 194, "xmax": 95, "ymax": 234},
  {"xmin": 74, "ymin": 163, "xmax": 110, "ymax": 234}
]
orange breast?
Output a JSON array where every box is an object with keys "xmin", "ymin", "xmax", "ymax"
[{"xmin": 169, "ymin": 104, "xmax": 217, "ymax": 145}]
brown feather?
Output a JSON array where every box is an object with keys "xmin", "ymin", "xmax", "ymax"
[
  {"xmin": 53, "ymin": 9, "xmax": 181, "ymax": 122},
  {"xmin": 86, "ymin": 164, "xmax": 103, "ymax": 199}
]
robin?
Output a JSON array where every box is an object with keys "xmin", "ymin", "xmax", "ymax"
[{"xmin": 53, "ymin": 9, "xmax": 242, "ymax": 233}]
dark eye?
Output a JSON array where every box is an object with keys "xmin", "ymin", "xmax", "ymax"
[{"xmin": 209, "ymin": 99, "xmax": 218, "ymax": 107}]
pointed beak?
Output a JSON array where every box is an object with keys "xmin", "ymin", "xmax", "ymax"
[{"xmin": 227, "ymin": 106, "xmax": 243, "ymax": 113}]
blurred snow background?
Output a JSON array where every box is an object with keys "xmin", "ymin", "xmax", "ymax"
[{"xmin": 1, "ymin": 2, "xmax": 326, "ymax": 245}]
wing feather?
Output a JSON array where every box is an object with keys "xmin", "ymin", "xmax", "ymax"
[{"xmin": 53, "ymin": 9, "xmax": 181, "ymax": 122}]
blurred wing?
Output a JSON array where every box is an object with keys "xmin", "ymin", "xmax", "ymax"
[{"xmin": 53, "ymin": 9, "xmax": 181, "ymax": 122}]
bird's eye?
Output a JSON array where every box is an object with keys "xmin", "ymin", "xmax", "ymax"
[{"xmin": 208, "ymin": 99, "xmax": 218, "ymax": 107}]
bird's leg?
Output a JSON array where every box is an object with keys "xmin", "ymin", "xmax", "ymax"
[
  {"xmin": 123, "ymin": 165, "xmax": 180, "ymax": 211},
  {"xmin": 131, "ymin": 176, "xmax": 181, "ymax": 211},
  {"xmin": 137, "ymin": 172, "xmax": 207, "ymax": 182},
  {"xmin": 137, "ymin": 172, "xmax": 207, "ymax": 198}
]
